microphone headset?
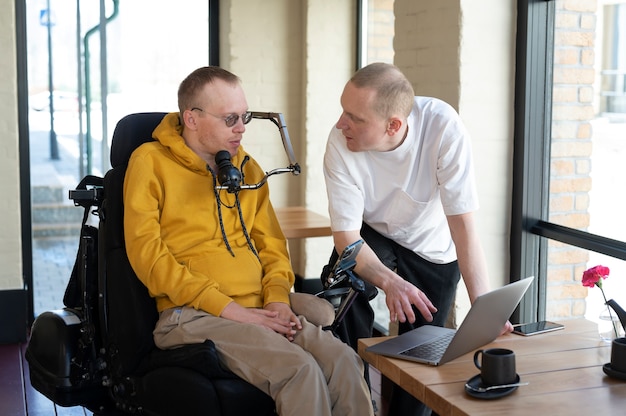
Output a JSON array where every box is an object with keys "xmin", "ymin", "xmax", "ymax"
[{"xmin": 215, "ymin": 150, "xmax": 242, "ymax": 193}]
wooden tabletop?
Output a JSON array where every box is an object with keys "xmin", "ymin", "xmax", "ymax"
[
  {"xmin": 274, "ymin": 206, "xmax": 332, "ymax": 239},
  {"xmin": 359, "ymin": 319, "xmax": 626, "ymax": 415}
]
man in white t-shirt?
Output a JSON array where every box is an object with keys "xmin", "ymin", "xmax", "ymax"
[{"xmin": 323, "ymin": 62, "xmax": 512, "ymax": 416}]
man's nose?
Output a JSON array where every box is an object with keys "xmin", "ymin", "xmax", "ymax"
[
  {"xmin": 336, "ymin": 114, "xmax": 348, "ymax": 130},
  {"xmin": 233, "ymin": 118, "xmax": 246, "ymax": 132}
]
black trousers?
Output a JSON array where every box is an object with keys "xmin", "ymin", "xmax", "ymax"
[{"xmin": 359, "ymin": 223, "xmax": 461, "ymax": 416}]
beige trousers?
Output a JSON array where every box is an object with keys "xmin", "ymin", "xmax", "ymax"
[{"xmin": 154, "ymin": 307, "xmax": 374, "ymax": 416}]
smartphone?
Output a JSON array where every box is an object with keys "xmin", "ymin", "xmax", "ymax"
[
  {"xmin": 513, "ymin": 321, "xmax": 564, "ymax": 336},
  {"xmin": 327, "ymin": 239, "xmax": 364, "ymax": 287}
]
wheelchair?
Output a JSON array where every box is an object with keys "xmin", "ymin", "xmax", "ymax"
[{"xmin": 25, "ymin": 112, "xmax": 374, "ymax": 415}]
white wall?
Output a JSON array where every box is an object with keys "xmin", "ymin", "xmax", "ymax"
[
  {"xmin": 0, "ymin": 0, "xmax": 23, "ymax": 291},
  {"xmin": 459, "ymin": 0, "xmax": 517, "ymax": 295},
  {"xmin": 221, "ymin": 0, "xmax": 304, "ymax": 209},
  {"xmin": 220, "ymin": 0, "xmax": 354, "ymax": 276},
  {"xmin": 301, "ymin": 0, "xmax": 356, "ymax": 276},
  {"xmin": 394, "ymin": 0, "xmax": 516, "ymax": 318}
]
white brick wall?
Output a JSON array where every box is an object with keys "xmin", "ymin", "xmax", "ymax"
[
  {"xmin": 224, "ymin": 0, "xmax": 306, "ymax": 209},
  {"xmin": 395, "ymin": 0, "xmax": 517, "ymax": 318},
  {"xmin": 222, "ymin": 0, "xmax": 354, "ymax": 276},
  {"xmin": 301, "ymin": 0, "xmax": 355, "ymax": 276},
  {"xmin": 394, "ymin": 0, "xmax": 462, "ymax": 106},
  {"xmin": 459, "ymin": 1, "xmax": 516, "ymax": 293},
  {"xmin": 0, "ymin": 0, "xmax": 24, "ymax": 290}
]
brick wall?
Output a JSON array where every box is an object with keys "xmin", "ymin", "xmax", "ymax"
[
  {"xmin": 546, "ymin": 0, "xmax": 599, "ymax": 319},
  {"xmin": 394, "ymin": 0, "xmax": 462, "ymax": 108},
  {"xmin": 221, "ymin": 0, "xmax": 353, "ymax": 277}
]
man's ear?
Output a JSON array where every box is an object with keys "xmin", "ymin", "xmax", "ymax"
[
  {"xmin": 182, "ymin": 109, "xmax": 198, "ymax": 130},
  {"xmin": 387, "ymin": 117, "xmax": 402, "ymax": 136}
]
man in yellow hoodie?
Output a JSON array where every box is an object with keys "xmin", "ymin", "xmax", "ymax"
[{"xmin": 123, "ymin": 66, "xmax": 374, "ymax": 416}]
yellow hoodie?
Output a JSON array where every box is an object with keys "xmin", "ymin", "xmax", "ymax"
[{"xmin": 123, "ymin": 112, "xmax": 294, "ymax": 316}]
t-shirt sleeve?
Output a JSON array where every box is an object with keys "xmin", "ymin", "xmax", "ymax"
[
  {"xmin": 436, "ymin": 108, "xmax": 480, "ymax": 216},
  {"xmin": 323, "ymin": 128, "xmax": 365, "ymax": 232}
]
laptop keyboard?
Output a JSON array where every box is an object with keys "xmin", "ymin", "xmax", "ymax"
[{"xmin": 399, "ymin": 331, "xmax": 455, "ymax": 361}]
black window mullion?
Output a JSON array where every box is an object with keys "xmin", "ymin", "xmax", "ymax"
[
  {"xmin": 511, "ymin": 0, "xmax": 555, "ymax": 323},
  {"xmin": 209, "ymin": 0, "xmax": 219, "ymax": 66},
  {"xmin": 532, "ymin": 221, "xmax": 626, "ymax": 261}
]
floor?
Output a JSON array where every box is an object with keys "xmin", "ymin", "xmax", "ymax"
[
  {"xmin": 1, "ymin": 341, "xmax": 388, "ymax": 416},
  {"xmin": 0, "ymin": 343, "xmax": 93, "ymax": 416}
]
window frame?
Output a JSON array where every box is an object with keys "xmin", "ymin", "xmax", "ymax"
[
  {"xmin": 356, "ymin": 0, "xmax": 366, "ymax": 70},
  {"xmin": 511, "ymin": 0, "xmax": 555, "ymax": 323},
  {"xmin": 512, "ymin": 0, "xmax": 626, "ymax": 324}
]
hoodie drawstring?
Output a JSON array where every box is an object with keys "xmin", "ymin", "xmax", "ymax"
[{"xmin": 208, "ymin": 165, "xmax": 260, "ymax": 261}]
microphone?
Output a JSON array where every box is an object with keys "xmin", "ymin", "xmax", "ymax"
[{"xmin": 215, "ymin": 150, "xmax": 242, "ymax": 193}]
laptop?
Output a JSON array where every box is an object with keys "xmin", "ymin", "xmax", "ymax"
[{"xmin": 366, "ymin": 276, "xmax": 534, "ymax": 366}]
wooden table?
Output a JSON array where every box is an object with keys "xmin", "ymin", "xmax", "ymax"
[
  {"xmin": 359, "ymin": 319, "xmax": 626, "ymax": 415},
  {"xmin": 274, "ymin": 206, "xmax": 332, "ymax": 239}
]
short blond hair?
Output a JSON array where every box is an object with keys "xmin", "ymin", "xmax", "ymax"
[
  {"xmin": 350, "ymin": 62, "xmax": 414, "ymax": 119},
  {"xmin": 177, "ymin": 66, "xmax": 241, "ymax": 114}
]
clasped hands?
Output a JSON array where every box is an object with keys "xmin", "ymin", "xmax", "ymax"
[{"xmin": 221, "ymin": 301, "xmax": 301, "ymax": 341}]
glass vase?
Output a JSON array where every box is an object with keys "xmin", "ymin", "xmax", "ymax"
[{"xmin": 598, "ymin": 305, "xmax": 625, "ymax": 342}]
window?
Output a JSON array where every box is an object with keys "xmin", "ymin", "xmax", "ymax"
[
  {"xmin": 357, "ymin": 0, "xmax": 395, "ymax": 69},
  {"xmin": 23, "ymin": 0, "xmax": 218, "ymax": 318},
  {"xmin": 513, "ymin": 0, "xmax": 626, "ymax": 325}
]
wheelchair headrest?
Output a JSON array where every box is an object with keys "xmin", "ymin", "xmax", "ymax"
[{"xmin": 110, "ymin": 112, "xmax": 168, "ymax": 168}]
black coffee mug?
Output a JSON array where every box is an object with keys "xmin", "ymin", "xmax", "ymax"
[
  {"xmin": 473, "ymin": 348, "xmax": 517, "ymax": 386},
  {"xmin": 611, "ymin": 337, "xmax": 626, "ymax": 373}
]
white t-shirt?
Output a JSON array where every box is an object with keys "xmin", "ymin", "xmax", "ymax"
[{"xmin": 323, "ymin": 96, "xmax": 479, "ymax": 264}]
